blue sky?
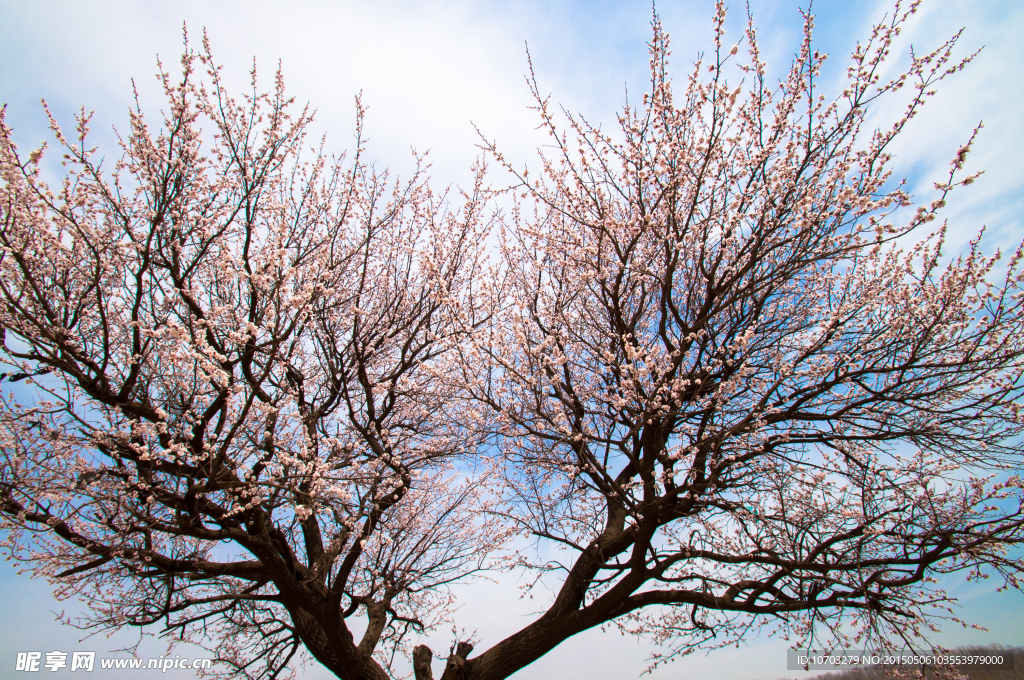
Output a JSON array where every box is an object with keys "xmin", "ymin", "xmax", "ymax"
[{"xmin": 1, "ymin": 0, "xmax": 1023, "ymax": 678}]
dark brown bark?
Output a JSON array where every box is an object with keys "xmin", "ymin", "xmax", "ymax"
[
  {"xmin": 413, "ymin": 645, "xmax": 435, "ymax": 680},
  {"xmin": 439, "ymin": 642, "xmax": 474, "ymax": 680},
  {"xmin": 413, "ymin": 641, "xmax": 474, "ymax": 680}
]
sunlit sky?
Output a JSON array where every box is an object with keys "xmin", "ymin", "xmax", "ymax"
[{"xmin": 1, "ymin": 0, "xmax": 1023, "ymax": 678}]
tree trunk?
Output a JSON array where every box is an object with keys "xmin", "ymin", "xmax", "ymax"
[{"xmin": 414, "ymin": 641, "xmax": 474, "ymax": 680}]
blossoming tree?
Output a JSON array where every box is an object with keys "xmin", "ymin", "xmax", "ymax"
[
  {"xmin": 457, "ymin": 3, "xmax": 1024, "ymax": 677},
  {"xmin": 0, "ymin": 37, "xmax": 504, "ymax": 680},
  {"xmin": 2, "ymin": 2, "xmax": 1023, "ymax": 680}
]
